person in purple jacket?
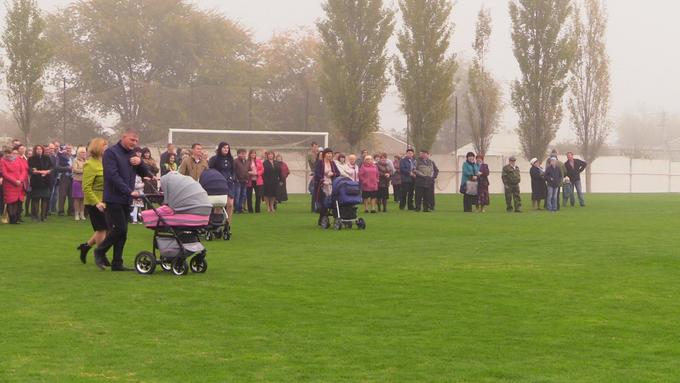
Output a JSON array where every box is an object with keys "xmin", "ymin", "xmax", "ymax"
[{"xmin": 93, "ymin": 128, "xmax": 151, "ymax": 271}]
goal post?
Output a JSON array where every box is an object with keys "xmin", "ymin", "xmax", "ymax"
[{"xmin": 168, "ymin": 129, "xmax": 329, "ymax": 149}]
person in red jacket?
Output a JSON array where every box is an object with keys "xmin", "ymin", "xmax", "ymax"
[
  {"xmin": 1, "ymin": 147, "xmax": 28, "ymax": 224},
  {"xmin": 359, "ymin": 155, "xmax": 379, "ymax": 213}
]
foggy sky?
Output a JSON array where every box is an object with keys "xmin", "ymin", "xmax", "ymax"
[{"xmin": 24, "ymin": 0, "xmax": 680, "ymax": 142}]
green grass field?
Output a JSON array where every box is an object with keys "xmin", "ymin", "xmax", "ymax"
[{"xmin": 1, "ymin": 194, "xmax": 679, "ymax": 382}]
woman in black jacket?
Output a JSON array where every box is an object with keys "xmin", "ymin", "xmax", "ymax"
[
  {"xmin": 208, "ymin": 142, "xmax": 235, "ymax": 221},
  {"xmin": 27, "ymin": 145, "xmax": 53, "ymax": 222},
  {"xmin": 262, "ymin": 151, "xmax": 280, "ymax": 213},
  {"xmin": 529, "ymin": 158, "xmax": 547, "ymax": 210}
]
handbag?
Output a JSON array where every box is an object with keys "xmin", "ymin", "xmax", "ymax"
[{"xmin": 465, "ymin": 180, "xmax": 478, "ymax": 196}]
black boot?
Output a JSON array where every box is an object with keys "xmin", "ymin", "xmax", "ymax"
[{"xmin": 77, "ymin": 243, "xmax": 91, "ymax": 264}]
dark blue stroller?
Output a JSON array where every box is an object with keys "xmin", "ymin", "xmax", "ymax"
[
  {"xmin": 199, "ymin": 169, "xmax": 231, "ymax": 240},
  {"xmin": 326, "ymin": 177, "xmax": 365, "ymax": 230}
]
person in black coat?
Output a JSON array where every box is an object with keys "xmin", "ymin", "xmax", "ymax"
[
  {"xmin": 27, "ymin": 145, "xmax": 53, "ymax": 221},
  {"xmin": 262, "ymin": 151, "xmax": 281, "ymax": 213},
  {"xmin": 544, "ymin": 158, "xmax": 562, "ymax": 212},
  {"xmin": 93, "ymin": 129, "xmax": 151, "ymax": 271},
  {"xmin": 529, "ymin": 158, "xmax": 547, "ymax": 210},
  {"xmin": 208, "ymin": 142, "xmax": 235, "ymax": 220}
]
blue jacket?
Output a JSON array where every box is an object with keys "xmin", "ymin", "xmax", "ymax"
[
  {"xmin": 461, "ymin": 161, "xmax": 480, "ymax": 187},
  {"xmin": 399, "ymin": 157, "xmax": 416, "ymax": 183},
  {"xmin": 103, "ymin": 141, "xmax": 150, "ymax": 205},
  {"xmin": 545, "ymin": 166, "xmax": 562, "ymax": 188},
  {"xmin": 56, "ymin": 152, "xmax": 74, "ymax": 178}
]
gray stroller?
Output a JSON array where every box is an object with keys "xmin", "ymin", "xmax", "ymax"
[{"xmin": 136, "ymin": 173, "xmax": 213, "ymax": 276}]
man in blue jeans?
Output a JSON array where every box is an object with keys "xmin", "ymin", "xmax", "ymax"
[
  {"xmin": 93, "ymin": 128, "xmax": 150, "ymax": 271},
  {"xmin": 564, "ymin": 152, "xmax": 587, "ymax": 207},
  {"xmin": 232, "ymin": 149, "xmax": 249, "ymax": 213}
]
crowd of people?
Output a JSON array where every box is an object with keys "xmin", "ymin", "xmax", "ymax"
[
  {"xmin": 1, "ymin": 134, "xmax": 588, "ymax": 269},
  {"xmin": 457, "ymin": 148, "xmax": 587, "ymax": 214},
  {"xmin": 306, "ymin": 143, "xmax": 588, "ymax": 220},
  {"xmin": 0, "ymin": 138, "xmax": 293, "ymax": 226}
]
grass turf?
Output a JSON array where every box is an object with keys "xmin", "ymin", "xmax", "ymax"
[{"xmin": 0, "ymin": 193, "xmax": 678, "ymax": 382}]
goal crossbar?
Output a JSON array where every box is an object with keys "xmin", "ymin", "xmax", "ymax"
[{"xmin": 168, "ymin": 129, "xmax": 329, "ymax": 148}]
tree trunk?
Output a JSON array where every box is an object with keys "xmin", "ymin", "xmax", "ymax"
[{"xmin": 585, "ymin": 166, "xmax": 592, "ymax": 193}]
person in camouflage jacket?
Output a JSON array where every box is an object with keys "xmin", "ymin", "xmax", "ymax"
[{"xmin": 502, "ymin": 156, "xmax": 522, "ymax": 212}]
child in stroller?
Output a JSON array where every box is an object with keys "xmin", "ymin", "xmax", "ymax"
[
  {"xmin": 199, "ymin": 169, "xmax": 232, "ymax": 241},
  {"xmin": 135, "ymin": 172, "xmax": 213, "ymax": 276},
  {"xmin": 319, "ymin": 176, "xmax": 366, "ymax": 230}
]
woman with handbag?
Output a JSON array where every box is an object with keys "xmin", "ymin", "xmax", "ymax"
[
  {"xmin": 460, "ymin": 152, "xmax": 479, "ymax": 213},
  {"xmin": 476, "ymin": 154, "xmax": 490, "ymax": 212}
]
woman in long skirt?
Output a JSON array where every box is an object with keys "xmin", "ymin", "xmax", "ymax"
[{"xmin": 476, "ymin": 154, "xmax": 490, "ymax": 212}]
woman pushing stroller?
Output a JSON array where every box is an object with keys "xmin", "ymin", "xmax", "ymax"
[{"xmin": 314, "ymin": 147, "xmax": 340, "ymax": 227}]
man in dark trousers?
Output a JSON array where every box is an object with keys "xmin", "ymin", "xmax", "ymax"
[
  {"xmin": 399, "ymin": 148, "xmax": 416, "ymax": 210},
  {"xmin": 93, "ymin": 128, "xmax": 150, "ymax": 271},
  {"xmin": 413, "ymin": 150, "xmax": 434, "ymax": 212}
]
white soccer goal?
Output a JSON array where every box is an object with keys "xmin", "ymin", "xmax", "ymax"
[{"xmin": 168, "ymin": 129, "xmax": 329, "ymax": 150}]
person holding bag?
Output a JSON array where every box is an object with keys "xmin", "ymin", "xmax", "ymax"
[{"xmin": 460, "ymin": 152, "xmax": 479, "ymax": 213}]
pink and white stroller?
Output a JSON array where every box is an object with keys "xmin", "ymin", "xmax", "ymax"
[{"xmin": 135, "ymin": 172, "xmax": 212, "ymax": 276}]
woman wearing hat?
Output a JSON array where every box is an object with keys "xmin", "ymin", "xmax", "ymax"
[
  {"xmin": 530, "ymin": 157, "xmax": 547, "ymax": 210},
  {"xmin": 461, "ymin": 152, "xmax": 479, "ymax": 212},
  {"xmin": 314, "ymin": 148, "xmax": 340, "ymax": 227}
]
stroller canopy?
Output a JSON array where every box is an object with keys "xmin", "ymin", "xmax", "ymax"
[
  {"xmin": 160, "ymin": 172, "xmax": 212, "ymax": 216},
  {"xmin": 199, "ymin": 169, "xmax": 230, "ymax": 196},
  {"xmin": 332, "ymin": 176, "xmax": 362, "ymax": 206}
]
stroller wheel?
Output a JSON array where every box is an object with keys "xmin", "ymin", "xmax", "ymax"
[
  {"xmin": 160, "ymin": 257, "xmax": 172, "ymax": 272},
  {"xmin": 222, "ymin": 231, "xmax": 231, "ymax": 240},
  {"xmin": 171, "ymin": 258, "xmax": 189, "ymax": 276},
  {"xmin": 333, "ymin": 220, "xmax": 342, "ymax": 231},
  {"xmin": 190, "ymin": 256, "xmax": 208, "ymax": 273},
  {"xmin": 357, "ymin": 218, "xmax": 366, "ymax": 230},
  {"xmin": 135, "ymin": 251, "xmax": 156, "ymax": 275},
  {"xmin": 205, "ymin": 231, "xmax": 213, "ymax": 241}
]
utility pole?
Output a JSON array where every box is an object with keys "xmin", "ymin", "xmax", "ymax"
[
  {"xmin": 248, "ymin": 85, "xmax": 253, "ymax": 130},
  {"xmin": 62, "ymin": 77, "xmax": 67, "ymax": 143},
  {"xmin": 304, "ymin": 86, "xmax": 310, "ymax": 131},
  {"xmin": 189, "ymin": 83, "xmax": 194, "ymax": 130},
  {"xmin": 454, "ymin": 95, "xmax": 459, "ymax": 190}
]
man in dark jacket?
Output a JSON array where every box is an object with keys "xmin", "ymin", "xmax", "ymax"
[
  {"xmin": 93, "ymin": 128, "xmax": 150, "ymax": 271},
  {"xmin": 564, "ymin": 152, "xmax": 587, "ymax": 207},
  {"xmin": 399, "ymin": 148, "xmax": 416, "ymax": 210},
  {"xmin": 413, "ymin": 150, "xmax": 434, "ymax": 212},
  {"xmin": 56, "ymin": 145, "xmax": 74, "ymax": 216},
  {"xmin": 233, "ymin": 148, "xmax": 250, "ymax": 214}
]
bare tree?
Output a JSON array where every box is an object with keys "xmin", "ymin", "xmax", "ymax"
[
  {"xmin": 568, "ymin": 0, "xmax": 610, "ymax": 192},
  {"xmin": 465, "ymin": 6, "xmax": 501, "ymax": 155}
]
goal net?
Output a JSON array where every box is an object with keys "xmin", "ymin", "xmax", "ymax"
[
  {"xmin": 167, "ymin": 129, "xmax": 329, "ymax": 194},
  {"xmin": 168, "ymin": 129, "xmax": 328, "ymax": 153}
]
